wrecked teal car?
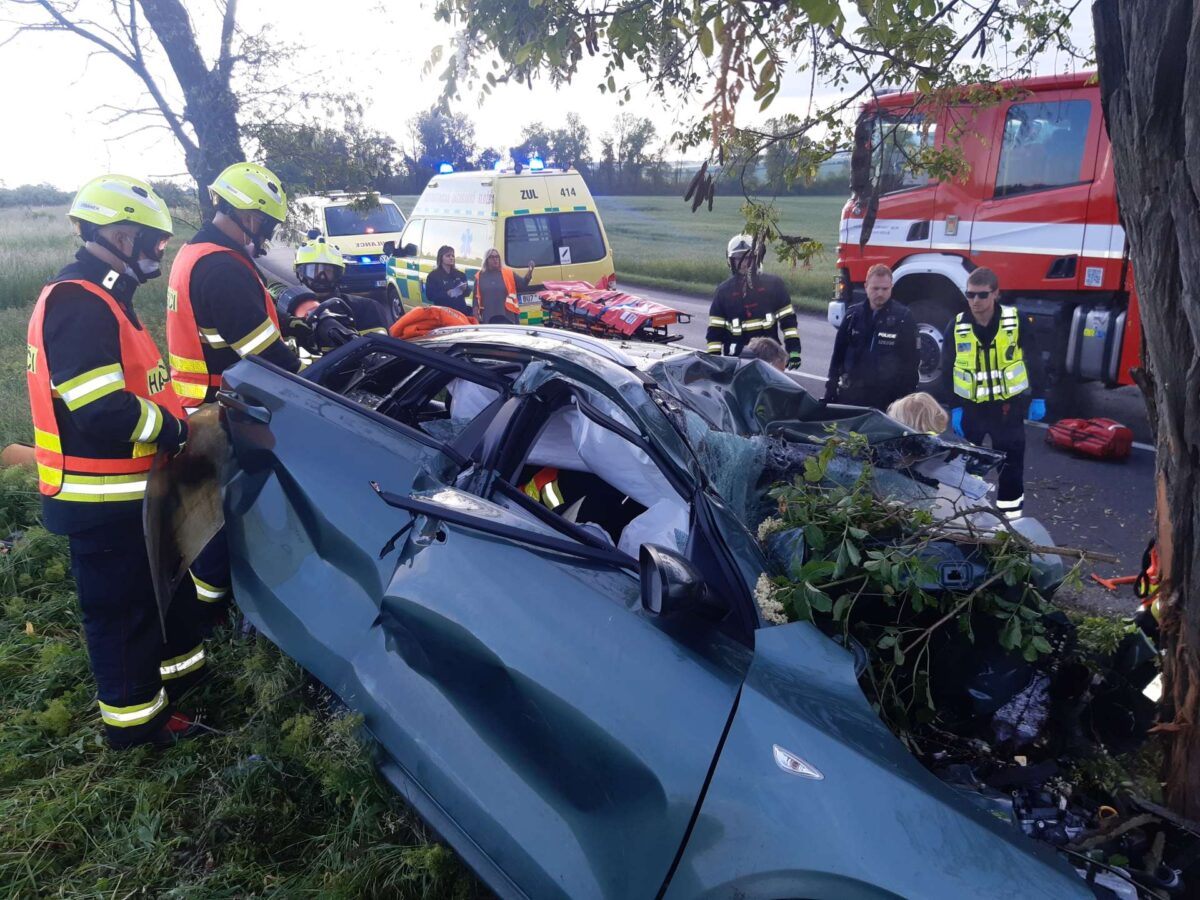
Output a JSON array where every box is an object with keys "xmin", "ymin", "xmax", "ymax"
[{"xmin": 216, "ymin": 326, "xmax": 1096, "ymax": 899}]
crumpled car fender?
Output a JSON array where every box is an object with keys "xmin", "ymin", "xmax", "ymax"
[{"xmin": 664, "ymin": 622, "xmax": 1092, "ymax": 900}]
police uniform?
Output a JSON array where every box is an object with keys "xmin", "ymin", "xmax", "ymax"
[
  {"xmin": 27, "ymin": 249, "xmax": 205, "ymax": 747},
  {"xmin": 705, "ymin": 273, "xmax": 801, "ymax": 361},
  {"xmin": 941, "ymin": 304, "xmax": 1043, "ymax": 517},
  {"xmin": 824, "ymin": 298, "xmax": 919, "ymax": 409}
]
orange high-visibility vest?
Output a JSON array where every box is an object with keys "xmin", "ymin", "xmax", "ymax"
[
  {"xmin": 26, "ymin": 279, "xmax": 182, "ymax": 501},
  {"xmin": 474, "ymin": 266, "xmax": 522, "ymax": 318},
  {"xmin": 166, "ymin": 242, "xmax": 280, "ymax": 408}
]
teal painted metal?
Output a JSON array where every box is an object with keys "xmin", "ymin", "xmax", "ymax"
[{"xmin": 218, "ymin": 337, "xmax": 1101, "ymax": 900}]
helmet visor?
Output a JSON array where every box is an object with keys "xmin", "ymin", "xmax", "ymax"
[{"xmin": 298, "ymin": 263, "xmax": 340, "ymax": 287}]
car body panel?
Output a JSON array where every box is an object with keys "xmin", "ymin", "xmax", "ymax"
[
  {"xmin": 664, "ymin": 623, "xmax": 1091, "ymax": 899},
  {"xmin": 213, "ymin": 329, "xmax": 1093, "ymax": 899}
]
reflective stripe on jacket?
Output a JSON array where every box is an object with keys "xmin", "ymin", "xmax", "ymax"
[
  {"xmin": 951, "ymin": 306, "xmax": 1030, "ymax": 402},
  {"xmin": 522, "ymin": 466, "xmax": 564, "ymax": 509},
  {"xmin": 166, "ymin": 242, "xmax": 281, "ymax": 407},
  {"xmin": 27, "ymin": 279, "xmax": 182, "ymax": 502}
]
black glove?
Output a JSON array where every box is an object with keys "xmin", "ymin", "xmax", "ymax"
[{"xmin": 307, "ymin": 297, "xmax": 358, "ymax": 352}]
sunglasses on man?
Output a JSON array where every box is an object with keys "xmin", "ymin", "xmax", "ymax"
[{"xmin": 964, "ymin": 289, "xmax": 994, "ymax": 300}]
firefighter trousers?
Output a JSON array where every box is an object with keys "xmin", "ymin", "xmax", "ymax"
[
  {"xmin": 189, "ymin": 528, "xmax": 231, "ymax": 637},
  {"xmin": 961, "ymin": 398, "xmax": 1028, "ymax": 517},
  {"xmin": 68, "ymin": 525, "xmax": 207, "ymax": 747}
]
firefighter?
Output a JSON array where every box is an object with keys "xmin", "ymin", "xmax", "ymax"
[
  {"xmin": 706, "ymin": 234, "xmax": 802, "ymax": 368},
  {"xmin": 166, "ymin": 162, "xmax": 296, "ymax": 615},
  {"xmin": 276, "ymin": 236, "xmax": 390, "ymax": 354},
  {"xmin": 475, "ymin": 248, "xmax": 534, "ymax": 323},
  {"xmin": 26, "ymin": 175, "xmax": 204, "ymax": 748},
  {"xmin": 941, "ymin": 266, "xmax": 1047, "ymax": 519},
  {"xmin": 823, "ymin": 263, "xmax": 919, "ymax": 410}
]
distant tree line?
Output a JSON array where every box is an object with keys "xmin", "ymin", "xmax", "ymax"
[
  {"xmin": 251, "ymin": 107, "xmax": 849, "ymax": 198},
  {"xmin": 4, "ymin": 112, "xmax": 845, "ymax": 208}
]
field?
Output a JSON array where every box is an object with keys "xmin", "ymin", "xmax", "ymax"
[{"xmin": 392, "ymin": 194, "xmax": 845, "ymax": 310}]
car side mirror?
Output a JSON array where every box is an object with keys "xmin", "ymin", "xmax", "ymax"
[
  {"xmin": 382, "ymin": 240, "xmax": 396, "ymax": 257},
  {"xmin": 640, "ymin": 544, "xmax": 713, "ymax": 617},
  {"xmin": 402, "ymin": 242, "xmax": 418, "ymax": 257}
]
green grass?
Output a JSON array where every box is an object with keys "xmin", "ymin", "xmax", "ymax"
[
  {"xmin": 0, "ymin": 466, "xmax": 480, "ymax": 897},
  {"xmin": 389, "ymin": 194, "xmax": 845, "ymax": 311}
]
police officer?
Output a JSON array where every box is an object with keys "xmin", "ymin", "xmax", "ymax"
[
  {"xmin": 166, "ymin": 162, "xmax": 297, "ymax": 613},
  {"xmin": 26, "ymin": 175, "xmax": 204, "ymax": 748},
  {"xmin": 941, "ymin": 266, "xmax": 1047, "ymax": 519},
  {"xmin": 823, "ymin": 263, "xmax": 919, "ymax": 409},
  {"xmin": 706, "ymin": 234, "xmax": 802, "ymax": 368},
  {"xmin": 276, "ymin": 236, "xmax": 390, "ymax": 354}
]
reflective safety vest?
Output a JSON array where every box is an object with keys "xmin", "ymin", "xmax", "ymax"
[
  {"xmin": 26, "ymin": 279, "xmax": 182, "ymax": 502},
  {"xmin": 951, "ymin": 306, "xmax": 1030, "ymax": 402},
  {"xmin": 474, "ymin": 266, "xmax": 522, "ymax": 318},
  {"xmin": 166, "ymin": 242, "xmax": 281, "ymax": 407},
  {"xmin": 522, "ymin": 466, "xmax": 564, "ymax": 509}
]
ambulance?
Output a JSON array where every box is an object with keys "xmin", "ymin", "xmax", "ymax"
[
  {"xmin": 384, "ymin": 161, "xmax": 616, "ymax": 322},
  {"xmin": 291, "ymin": 192, "xmax": 407, "ymax": 294}
]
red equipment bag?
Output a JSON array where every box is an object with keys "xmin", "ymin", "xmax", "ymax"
[{"xmin": 1045, "ymin": 417, "xmax": 1134, "ymax": 460}]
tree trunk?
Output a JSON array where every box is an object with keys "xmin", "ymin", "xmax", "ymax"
[
  {"xmin": 1093, "ymin": 0, "xmax": 1200, "ymax": 817},
  {"xmin": 139, "ymin": 0, "xmax": 243, "ymax": 218}
]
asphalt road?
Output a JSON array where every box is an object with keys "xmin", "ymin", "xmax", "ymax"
[{"xmin": 262, "ymin": 249, "xmax": 1154, "ymax": 617}]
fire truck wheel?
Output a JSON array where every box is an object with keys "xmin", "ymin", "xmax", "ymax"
[{"xmin": 907, "ymin": 296, "xmax": 961, "ymax": 398}]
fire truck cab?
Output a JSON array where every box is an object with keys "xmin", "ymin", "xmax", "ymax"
[{"xmin": 832, "ymin": 72, "xmax": 1140, "ymax": 394}]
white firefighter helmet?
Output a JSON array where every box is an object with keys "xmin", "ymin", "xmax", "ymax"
[{"xmin": 727, "ymin": 233, "xmax": 754, "ymax": 261}]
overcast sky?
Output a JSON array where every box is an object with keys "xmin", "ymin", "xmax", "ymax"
[{"xmin": 2, "ymin": 1, "xmax": 1095, "ymax": 191}]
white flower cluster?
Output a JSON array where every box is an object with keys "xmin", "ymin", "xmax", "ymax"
[
  {"xmin": 754, "ymin": 573, "xmax": 789, "ymax": 625},
  {"xmin": 756, "ymin": 516, "xmax": 785, "ymax": 543}
]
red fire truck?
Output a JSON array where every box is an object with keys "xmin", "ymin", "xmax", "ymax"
[{"xmin": 832, "ymin": 72, "xmax": 1140, "ymax": 394}]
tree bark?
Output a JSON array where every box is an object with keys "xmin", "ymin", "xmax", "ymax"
[
  {"xmin": 1093, "ymin": 0, "xmax": 1200, "ymax": 817},
  {"xmin": 139, "ymin": 0, "xmax": 244, "ymax": 217}
]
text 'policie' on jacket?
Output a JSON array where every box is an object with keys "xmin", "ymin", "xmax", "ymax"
[
  {"xmin": 166, "ymin": 223, "xmax": 298, "ymax": 407},
  {"xmin": 824, "ymin": 298, "xmax": 919, "ymax": 409},
  {"xmin": 26, "ymin": 249, "xmax": 187, "ymax": 534},
  {"xmin": 705, "ymin": 272, "xmax": 801, "ymax": 358},
  {"xmin": 942, "ymin": 304, "xmax": 1043, "ymax": 404}
]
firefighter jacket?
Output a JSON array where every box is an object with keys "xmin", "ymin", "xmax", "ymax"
[
  {"xmin": 705, "ymin": 273, "xmax": 801, "ymax": 359},
  {"xmin": 166, "ymin": 224, "xmax": 298, "ymax": 407},
  {"xmin": 474, "ymin": 266, "xmax": 526, "ymax": 323},
  {"xmin": 26, "ymin": 250, "xmax": 187, "ymax": 534},
  {"xmin": 942, "ymin": 304, "xmax": 1043, "ymax": 404},
  {"xmin": 824, "ymin": 299, "xmax": 919, "ymax": 408}
]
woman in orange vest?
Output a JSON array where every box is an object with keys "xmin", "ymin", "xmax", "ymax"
[
  {"xmin": 474, "ymin": 248, "xmax": 535, "ymax": 324},
  {"xmin": 26, "ymin": 175, "xmax": 205, "ymax": 749}
]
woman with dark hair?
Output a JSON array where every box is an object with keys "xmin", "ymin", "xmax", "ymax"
[{"xmin": 424, "ymin": 245, "xmax": 471, "ymax": 315}]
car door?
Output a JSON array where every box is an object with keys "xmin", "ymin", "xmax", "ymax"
[
  {"xmin": 218, "ymin": 345, "xmax": 503, "ymax": 692},
  {"xmin": 970, "ymin": 93, "xmax": 1101, "ymax": 289},
  {"xmin": 367, "ymin": 484, "xmax": 749, "ymax": 900}
]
